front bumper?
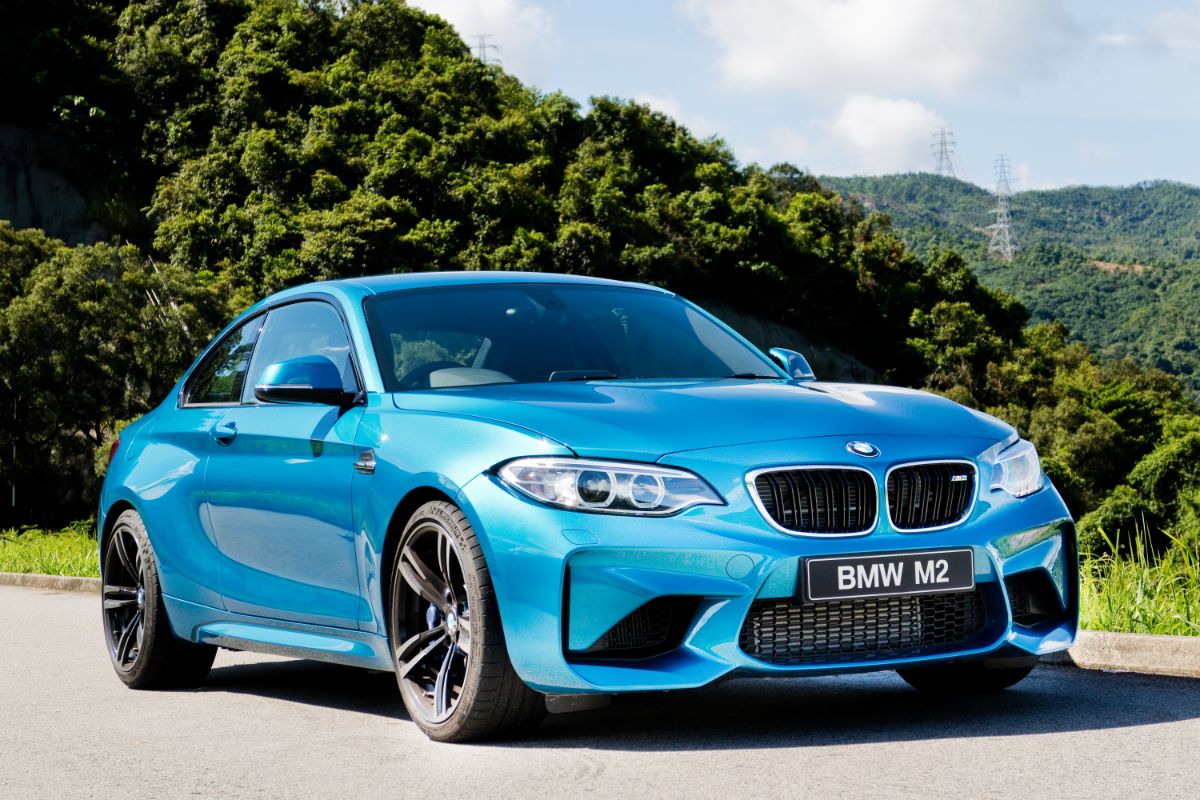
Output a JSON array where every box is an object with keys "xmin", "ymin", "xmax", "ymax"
[{"xmin": 456, "ymin": 436, "xmax": 1077, "ymax": 695}]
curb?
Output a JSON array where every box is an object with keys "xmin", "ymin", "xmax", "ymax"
[
  {"xmin": 1044, "ymin": 629, "xmax": 1200, "ymax": 679},
  {"xmin": 0, "ymin": 572, "xmax": 100, "ymax": 593}
]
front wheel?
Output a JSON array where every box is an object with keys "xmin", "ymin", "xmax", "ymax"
[
  {"xmin": 101, "ymin": 509, "xmax": 216, "ymax": 689},
  {"xmin": 388, "ymin": 501, "xmax": 545, "ymax": 742},
  {"xmin": 898, "ymin": 657, "xmax": 1038, "ymax": 694}
]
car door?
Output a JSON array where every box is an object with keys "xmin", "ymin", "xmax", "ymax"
[
  {"xmin": 154, "ymin": 315, "xmax": 264, "ymax": 610},
  {"xmin": 204, "ymin": 299, "xmax": 365, "ymax": 629}
]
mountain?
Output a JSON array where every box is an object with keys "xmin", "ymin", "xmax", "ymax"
[
  {"xmin": 819, "ymin": 174, "xmax": 1200, "ymax": 263},
  {"xmin": 820, "ymin": 173, "xmax": 1200, "ymax": 396}
]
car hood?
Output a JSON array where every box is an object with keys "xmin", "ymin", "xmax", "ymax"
[{"xmin": 390, "ymin": 379, "xmax": 1015, "ymax": 462}]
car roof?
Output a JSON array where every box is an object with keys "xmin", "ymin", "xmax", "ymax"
[{"xmin": 279, "ymin": 270, "xmax": 671, "ymax": 300}]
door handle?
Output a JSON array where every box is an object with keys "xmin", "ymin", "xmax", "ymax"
[
  {"xmin": 353, "ymin": 450, "xmax": 375, "ymax": 474},
  {"xmin": 210, "ymin": 421, "xmax": 238, "ymax": 445}
]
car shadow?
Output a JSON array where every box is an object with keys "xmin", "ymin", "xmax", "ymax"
[
  {"xmin": 203, "ymin": 658, "xmax": 409, "ymax": 721},
  {"xmin": 200, "ymin": 659, "xmax": 1200, "ymax": 750}
]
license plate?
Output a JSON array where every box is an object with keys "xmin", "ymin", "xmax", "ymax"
[{"xmin": 803, "ymin": 548, "xmax": 975, "ymax": 602}]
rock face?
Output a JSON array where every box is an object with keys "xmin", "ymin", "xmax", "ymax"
[{"xmin": 0, "ymin": 125, "xmax": 105, "ymax": 244}]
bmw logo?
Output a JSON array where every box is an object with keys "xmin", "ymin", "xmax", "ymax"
[{"xmin": 846, "ymin": 441, "xmax": 880, "ymax": 458}]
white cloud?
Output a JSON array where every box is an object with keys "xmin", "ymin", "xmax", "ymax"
[
  {"xmin": 681, "ymin": 0, "xmax": 1077, "ymax": 97},
  {"xmin": 757, "ymin": 96, "xmax": 947, "ymax": 175},
  {"xmin": 409, "ymin": 0, "xmax": 556, "ymax": 83},
  {"xmin": 1013, "ymin": 161, "xmax": 1059, "ymax": 191},
  {"xmin": 1095, "ymin": 32, "xmax": 1135, "ymax": 48},
  {"xmin": 635, "ymin": 93, "xmax": 718, "ymax": 138},
  {"xmin": 1147, "ymin": 2, "xmax": 1200, "ymax": 58},
  {"xmin": 635, "ymin": 93, "xmax": 684, "ymax": 121},
  {"xmin": 765, "ymin": 127, "xmax": 816, "ymax": 165},
  {"xmin": 827, "ymin": 95, "xmax": 945, "ymax": 174}
]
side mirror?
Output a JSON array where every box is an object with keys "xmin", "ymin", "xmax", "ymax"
[
  {"xmin": 254, "ymin": 356, "xmax": 356, "ymax": 406},
  {"xmin": 768, "ymin": 347, "xmax": 817, "ymax": 381}
]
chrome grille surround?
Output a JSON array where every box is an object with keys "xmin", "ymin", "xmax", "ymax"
[{"xmin": 885, "ymin": 459, "xmax": 978, "ymax": 532}]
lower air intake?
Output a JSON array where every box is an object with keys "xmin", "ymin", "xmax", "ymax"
[
  {"xmin": 739, "ymin": 588, "xmax": 987, "ymax": 666},
  {"xmin": 570, "ymin": 596, "xmax": 698, "ymax": 661}
]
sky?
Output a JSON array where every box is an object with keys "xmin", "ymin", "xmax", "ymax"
[{"xmin": 408, "ymin": 0, "xmax": 1200, "ymax": 190}]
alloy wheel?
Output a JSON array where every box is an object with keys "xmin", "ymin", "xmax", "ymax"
[
  {"xmin": 393, "ymin": 521, "xmax": 472, "ymax": 724},
  {"xmin": 102, "ymin": 524, "xmax": 146, "ymax": 671}
]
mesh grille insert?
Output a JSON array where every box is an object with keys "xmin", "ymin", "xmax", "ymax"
[
  {"xmin": 753, "ymin": 469, "xmax": 878, "ymax": 534},
  {"xmin": 591, "ymin": 600, "xmax": 675, "ymax": 652},
  {"xmin": 739, "ymin": 588, "xmax": 987, "ymax": 666},
  {"xmin": 886, "ymin": 462, "xmax": 976, "ymax": 530},
  {"xmin": 569, "ymin": 596, "xmax": 698, "ymax": 661}
]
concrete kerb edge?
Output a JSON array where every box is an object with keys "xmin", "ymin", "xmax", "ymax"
[
  {"xmin": 1042, "ymin": 629, "xmax": 1200, "ymax": 679},
  {"xmin": 0, "ymin": 572, "xmax": 100, "ymax": 593}
]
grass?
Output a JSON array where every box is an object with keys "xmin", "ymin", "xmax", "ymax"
[
  {"xmin": 0, "ymin": 521, "xmax": 99, "ymax": 579},
  {"xmin": 1080, "ymin": 528, "xmax": 1200, "ymax": 636}
]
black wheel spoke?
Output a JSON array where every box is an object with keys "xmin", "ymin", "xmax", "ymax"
[
  {"xmin": 433, "ymin": 646, "xmax": 456, "ymax": 718},
  {"xmin": 115, "ymin": 609, "xmax": 142, "ymax": 665},
  {"xmin": 456, "ymin": 616, "xmax": 472, "ymax": 656},
  {"xmin": 437, "ymin": 531, "xmax": 459, "ymax": 608},
  {"xmin": 399, "ymin": 545, "xmax": 449, "ymax": 610},
  {"xmin": 103, "ymin": 585, "xmax": 138, "ymax": 610},
  {"xmin": 115, "ymin": 531, "xmax": 138, "ymax": 579},
  {"xmin": 398, "ymin": 630, "xmax": 448, "ymax": 679}
]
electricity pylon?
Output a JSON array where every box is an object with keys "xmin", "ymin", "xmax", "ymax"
[
  {"xmin": 987, "ymin": 155, "xmax": 1017, "ymax": 261},
  {"xmin": 472, "ymin": 34, "xmax": 500, "ymax": 66},
  {"xmin": 931, "ymin": 127, "xmax": 956, "ymax": 178}
]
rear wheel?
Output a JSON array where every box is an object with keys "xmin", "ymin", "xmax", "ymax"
[
  {"xmin": 388, "ymin": 501, "xmax": 545, "ymax": 742},
  {"xmin": 102, "ymin": 509, "xmax": 216, "ymax": 689},
  {"xmin": 898, "ymin": 657, "xmax": 1038, "ymax": 694}
]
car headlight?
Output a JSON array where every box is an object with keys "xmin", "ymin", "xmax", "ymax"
[
  {"xmin": 989, "ymin": 439, "xmax": 1045, "ymax": 498},
  {"xmin": 495, "ymin": 457, "xmax": 724, "ymax": 515}
]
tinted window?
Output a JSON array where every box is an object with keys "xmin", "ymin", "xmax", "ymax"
[
  {"xmin": 242, "ymin": 301, "xmax": 358, "ymax": 401},
  {"xmin": 183, "ymin": 317, "xmax": 262, "ymax": 405},
  {"xmin": 364, "ymin": 284, "xmax": 779, "ymax": 391}
]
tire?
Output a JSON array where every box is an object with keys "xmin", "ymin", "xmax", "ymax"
[
  {"xmin": 898, "ymin": 657, "xmax": 1038, "ymax": 694},
  {"xmin": 101, "ymin": 509, "xmax": 216, "ymax": 689},
  {"xmin": 388, "ymin": 501, "xmax": 545, "ymax": 742}
]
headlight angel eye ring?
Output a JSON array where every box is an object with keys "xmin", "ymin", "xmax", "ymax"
[{"xmin": 495, "ymin": 457, "xmax": 723, "ymax": 516}]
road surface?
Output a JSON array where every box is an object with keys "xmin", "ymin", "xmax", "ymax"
[{"xmin": 1, "ymin": 584, "xmax": 1197, "ymax": 799}]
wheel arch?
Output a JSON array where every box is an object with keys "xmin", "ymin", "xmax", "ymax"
[
  {"xmin": 379, "ymin": 485, "xmax": 459, "ymax": 626},
  {"xmin": 98, "ymin": 499, "xmax": 138, "ymax": 568}
]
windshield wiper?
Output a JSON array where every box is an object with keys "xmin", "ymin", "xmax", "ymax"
[{"xmin": 548, "ymin": 370, "xmax": 623, "ymax": 382}]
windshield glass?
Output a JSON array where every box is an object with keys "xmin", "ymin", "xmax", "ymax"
[{"xmin": 363, "ymin": 283, "xmax": 780, "ymax": 391}]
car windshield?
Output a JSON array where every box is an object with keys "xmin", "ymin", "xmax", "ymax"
[{"xmin": 363, "ymin": 283, "xmax": 781, "ymax": 391}]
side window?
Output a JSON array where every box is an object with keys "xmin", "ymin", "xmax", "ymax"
[
  {"xmin": 242, "ymin": 301, "xmax": 359, "ymax": 402},
  {"xmin": 182, "ymin": 317, "xmax": 262, "ymax": 406}
]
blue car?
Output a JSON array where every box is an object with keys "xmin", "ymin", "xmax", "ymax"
[{"xmin": 99, "ymin": 272, "xmax": 1077, "ymax": 741}]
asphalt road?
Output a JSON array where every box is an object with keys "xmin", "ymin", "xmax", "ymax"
[{"xmin": 2, "ymin": 584, "xmax": 1198, "ymax": 800}]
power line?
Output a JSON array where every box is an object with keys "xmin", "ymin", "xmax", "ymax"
[
  {"xmin": 930, "ymin": 127, "xmax": 956, "ymax": 178},
  {"xmin": 987, "ymin": 154, "xmax": 1017, "ymax": 261},
  {"xmin": 472, "ymin": 34, "xmax": 501, "ymax": 66}
]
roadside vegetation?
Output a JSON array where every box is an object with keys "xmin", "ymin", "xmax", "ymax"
[
  {"xmin": 1079, "ymin": 529, "xmax": 1200, "ymax": 636},
  {"xmin": 0, "ymin": 522, "xmax": 99, "ymax": 578}
]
